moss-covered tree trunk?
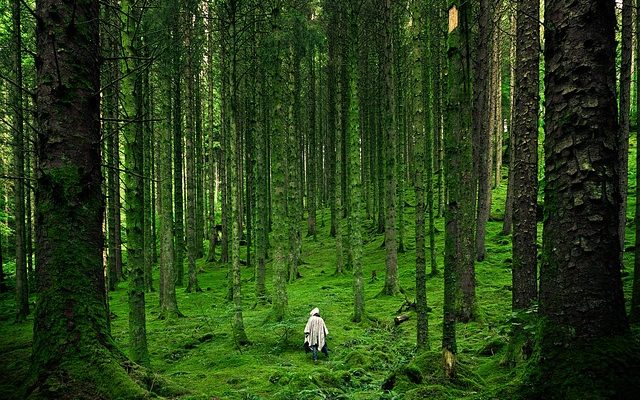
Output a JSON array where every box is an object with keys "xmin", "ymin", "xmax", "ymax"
[
  {"xmin": 269, "ymin": 5, "xmax": 289, "ymax": 322},
  {"xmin": 172, "ymin": 1, "xmax": 186, "ymax": 285},
  {"xmin": 143, "ymin": 52, "xmax": 154, "ymax": 293},
  {"xmin": 326, "ymin": 0, "xmax": 338, "ymax": 239},
  {"xmin": 537, "ymin": 0, "xmax": 629, "ymax": 395},
  {"xmin": 381, "ymin": 0, "xmax": 400, "ymax": 296},
  {"xmin": 411, "ymin": 0, "xmax": 430, "ymax": 350},
  {"xmin": 30, "ymin": 0, "xmax": 148, "ymax": 395},
  {"xmin": 185, "ymin": 0, "xmax": 201, "ymax": 294},
  {"xmin": 443, "ymin": 0, "xmax": 475, "ymax": 377},
  {"xmin": 122, "ymin": 0, "xmax": 150, "ymax": 366},
  {"xmin": 206, "ymin": 0, "xmax": 218, "ymax": 263},
  {"xmin": 307, "ymin": 39, "xmax": 317, "ymax": 239},
  {"xmin": 473, "ymin": 0, "xmax": 492, "ymax": 263},
  {"xmin": 511, "ymin": 0, "xmax": 539, "ymax": 310},
  {"xmin": 12, "ymin": 0, "xmax": 29, "ymax": 323}
]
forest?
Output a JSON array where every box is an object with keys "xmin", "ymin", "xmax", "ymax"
[{"xmin": 0, "ymin": 0, "xmax": 639, "ymax": 398}]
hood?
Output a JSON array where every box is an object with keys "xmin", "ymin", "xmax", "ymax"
[{"xmin": 310, "ymin": 307, "xmax": 320, "ymax": 316}]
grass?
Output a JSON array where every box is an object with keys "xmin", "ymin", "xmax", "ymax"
[{"xmin": 0, "ymin": 136, "xmax": 638, "ymax": 399}]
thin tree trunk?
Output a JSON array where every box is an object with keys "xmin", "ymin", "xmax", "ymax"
[
  {"xmin": 618, "ymin": 0, "xmax": 633, "ymax": 268},
  {"xmin": 12, "ymin": 0, "xmax": 29, "ymax": 322},
  {"xmin": 381, "ymin": 0, "xmax": 399, "ymax": 296},
  {"xmin": 502, "ymin": 11, "xmax": 516, "ymax": 235},
  {"xmin": 632, "ymin": 0, "xmax": 640, "ymax": 323},
  {"xmin": 473, "ymin": 0, "xmax": 493, "ymax": 263}
]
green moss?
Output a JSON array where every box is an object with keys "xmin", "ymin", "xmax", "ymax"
[{"xmin": 523, "ymin": 333, "xmax": 640, "ymax": 400}]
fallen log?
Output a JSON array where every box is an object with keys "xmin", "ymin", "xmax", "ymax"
[{"xmin": 394, "ymin": 314, "xmax": 410, "ymax": 325}]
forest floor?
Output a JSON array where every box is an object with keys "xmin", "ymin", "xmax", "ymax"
[{"xmin": 1, "ymin": 140, "xmax": 638, "ymax": 399}]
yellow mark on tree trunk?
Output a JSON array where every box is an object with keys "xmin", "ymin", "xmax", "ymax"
[{"xmin": 448, "ymin": 6, "xmax": 458, "ymax": 33}]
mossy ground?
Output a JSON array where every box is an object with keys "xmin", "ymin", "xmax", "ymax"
[{"xmin": 0, "ymin": 137, "xmax": 638, "ymax": 399}]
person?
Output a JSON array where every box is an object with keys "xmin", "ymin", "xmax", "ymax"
[{"xmin": 304, "ymin": 307, "xmax": 329, "ymax": 362}]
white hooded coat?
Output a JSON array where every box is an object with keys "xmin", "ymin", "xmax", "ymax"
[{"xmin": 304, "ymin": 308, "xmax": 328, "ymax": 350}]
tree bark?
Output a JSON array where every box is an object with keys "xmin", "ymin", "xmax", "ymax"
[
  {"xmin": 381, "ymin": 0, "xmax": 400, "ymax": 296},
  {"xmin": 618, "ymin": 0, "xmax": 633, "ymax": 268},
  {"xmin": 30, "ymin": 0, "xmax": 147, "ymax": 395},
  {"xmin": 502, "ymin": 11, "xmax": 516, "ymax": 236},
  {"xmin": 12, "ymin": 0, "xmax": 29, "ymax": 322},
  {"xmin": 632, "ymin": 0, "xmax": 640, "ymax": 323},
  {"xmin": 121, "ymin": 0, "xmax": 150, "ymax": 366},
  {"xmin": 511, "ymin": 0, "xmax": 539, "ymax": 310},
  {"xmin": 443, "ymin": 0, "xmax": 475, "ymax": 377},
  {"xmin": 539, "ymin": 0, "xmax": 629, "ymax": 392}
]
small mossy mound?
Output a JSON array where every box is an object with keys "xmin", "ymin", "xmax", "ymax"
[
  {"xmin": 384, "ymin": 350, "xmax": 485, "ymax": 396},
  {"xmin": 344, "ymin": 349, "xmax": 373, "ymax": 370},
  {"xmin": 523, "ymin": 333, "xmax": 640, "ymax": 400}
]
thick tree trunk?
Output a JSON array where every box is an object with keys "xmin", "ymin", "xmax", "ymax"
[
  {"xmin": 30, "ymin": 0, "xmax": 147, "ymax": 395},
  {"xmin": 538, "ymin": 0, "xmax": 629, "ymax": 394},
  {"xmin": 511, "ymin": 0, "xmax": 539, "ymax": 310}
]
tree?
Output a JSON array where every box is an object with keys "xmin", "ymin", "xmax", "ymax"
[
  {"xmin": 30, "ymin": 0, "xmax": 148, "ymax": 395},
  {"xmin": 269, "ymin": 4, "xmax": 289, "ymax": 322},
  {"xmin": 537, "ymin": 0, "xmax": 629, "ymax": 395},
  {"xmin": 121, "ymin": 0, "xmax": 150, "ymax": 366},
  {"xmin": 443, "ymin": 0, "xmax": 475, "ymax": 377},
  {"xmin": 473, "ymin": 0, "xmax": 493, "ymax": 263},
  {"xmin": 12, "ymin": 0, "xmax": 29, "ymax": 323},
  {"xmin": 618, "ymin": 0, "xmax": 633, "ymax": 268},
  {"xmin": 410, "ymin": 0, "xmax": 429, "ymax": 349},
  {"xmin": 511, "ymin": 0, "xmax": 539, "ymax": 310},
  {"xmin": 633, "ymin": 0, "xmax": 640, "ymax": 323},
  {"xmin": 381, "ymin": 0, "xmax": 400, "ymax": 296}
]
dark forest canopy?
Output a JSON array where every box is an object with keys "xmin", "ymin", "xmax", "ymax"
[{"xmin": 0, "ymin": 0, "xmax": 639, "ymax": 398}]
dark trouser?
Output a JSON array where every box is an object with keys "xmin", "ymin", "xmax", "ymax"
[{"xmin": 311, "ymin": 344, "xmax": 328, "ymax": 361}]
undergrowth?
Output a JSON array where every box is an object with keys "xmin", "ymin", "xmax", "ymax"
[{"xmin": 0, "ymin": 137, "xmax": 638, "ymax": 398}]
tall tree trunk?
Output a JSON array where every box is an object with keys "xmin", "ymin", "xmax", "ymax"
[
  {"xmin": 502, "ymin": 11, "xmax": 516, "ymax": 235},
  {"xmin": 443, "ymin": 0, "xmax": 475, "ymax": 377},
  {"xmin": 307, "ymin": 42, "xmax": 317, "ymax": 238},
  {"xmin": 269, "ymin": 5, "xmax": 288, "ymax": 322},
  {"xmin": 632, "ymin": 0, "xmax": 640, "ymax": 323},
  {"xmin": 538, "ymin": 0, "xmax": 629, "ymax": 394},
  {"xmin": 618, "ymin": 0, "xmax": 633, "ymax": 268},
  {"xmin": 473, "ymin": 0, "xmax": 492, "ymax": 263},
  {"xmin": 143, "ymin": 53, "xmax": 154, "ymax": 293},
  {"xmin": 512, "ymin": 0, "xmax": 539, "ymax": 310},
  {"xmin": 185, "ymin": 0, "xmax": 201, "ymax": 293},
  {"xmin": 327, "ymin": 0, "xmax": 338, "ymax": 238},
  {"xmin": 30, "ymin": 0, "xmax": 147, "ymax": 394},
  {"xmin": 122, "ymin": 0, "xmax": 149, "ymax": 365},
  {"xmin": 173, "ymin": 6, "xmax": 186, "ymax": 285},
  {"xmin": 12, "ymin": 0, "xmax": 29, "ymax": 322},
  {"xmin": 381, "ymin": 0, "xmax": 400, "ymax": 296},
  {"xmin": 411, "ymin": 0, "xmax": 430, "ymax": 349},
  {"xmin": 159, "ymin": 47, "xmax": 181, "ymax": 319}
]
